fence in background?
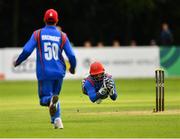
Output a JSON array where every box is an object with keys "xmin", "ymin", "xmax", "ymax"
[{"xmin": 0, "ymin": 47, "xmax": 179, "ymax": 80}]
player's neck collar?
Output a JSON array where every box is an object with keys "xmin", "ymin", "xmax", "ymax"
[{"xmin": 45, "ymin": 25, "xmax": 56, "ymax": 29}]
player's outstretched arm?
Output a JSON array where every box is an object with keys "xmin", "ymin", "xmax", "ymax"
[
  {"xmin": 63, "ymin": 37, "xmax": 77, "ymax": 74},
  {"xmin": 14, "ymin": 34, "xmax": 36, "ymax": 67},
  {"xmin": 104, "ymin": 76, "xmax": 118, "ymax": 101},
  {"xmin": 109, "ymin": 86, "xmax": 117, "ymax": 101},
  {"xmin": 85, "ymin": 81, "xmax": 108, "ymax": 103}
]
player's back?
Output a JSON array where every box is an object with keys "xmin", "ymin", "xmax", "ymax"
[{"xmin": 36, "ymin": 25, "xmax": 66, "ymax": 80}]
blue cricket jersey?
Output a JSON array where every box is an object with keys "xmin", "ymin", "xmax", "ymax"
[
  {"xmin": 15, "ymin": 25, "xmax": 76, "ymax": 80},
  {"xmin": 82, "ymin": 74, "xmax": 117, "ymax": 102}
]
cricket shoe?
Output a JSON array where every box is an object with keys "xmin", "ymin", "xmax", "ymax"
[
  {"xmin": 54, "ymin": 117, "xmax": 64, "ymax": 129},
  {"xmin": 49, "ymin": 95, "xmax": 59, "ymax": 116}
]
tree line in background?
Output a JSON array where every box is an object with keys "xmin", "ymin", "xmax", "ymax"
[{"xmin": 0, "ymin": 0, "xmax": 180, "ymax": 47}]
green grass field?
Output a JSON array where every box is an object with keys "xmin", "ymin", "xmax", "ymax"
[{"xmin": 0, "ymin": 78, "xmax": 180, "ymax": 138}]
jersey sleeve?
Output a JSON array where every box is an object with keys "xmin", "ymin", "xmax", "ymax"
[
  {"xmin": 62, "ymin": 36, "xmax": 77, "ymax": 70},
  {"xmin": 15, "ymin": 33, "xmax": 37, "ymax": 66},
  {"xmin": 84, "ymin": 81, "xmax": 99, "ymax": 103}
]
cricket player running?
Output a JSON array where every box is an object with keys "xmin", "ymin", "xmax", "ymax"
[
  {"xmin": 14, "ymin": 9, "xmax": 76, "ymax": 129},
  {"xmin": 82, "ymin": 61, "xmax": 117, "ymax": 104}
]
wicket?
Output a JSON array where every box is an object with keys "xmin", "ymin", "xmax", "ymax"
[{"xmin": 155, "ymin": 69, "xmax": 165, "ymax": 112}]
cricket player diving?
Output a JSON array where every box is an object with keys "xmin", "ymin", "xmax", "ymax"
[
  {"xmin": 14, "ymin": 9, "xmax": 77, "ymax": 129},
  {"xmin": 82, "ymin": 61, "xmax": 117, "ymax": 104}
]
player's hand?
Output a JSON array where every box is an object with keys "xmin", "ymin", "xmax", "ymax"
[
  {"xmin": 97, "ymin": 86, "xmax": 108, "ymax": 99},
  {"xmin": 104, "ymin": 77, "xmax": 114, "ymax": 94},
  {"xmin": 13, "ymin": 61, "xmax": 18, "ymax": 67},
  {"xmin": 108, "ymin": 87, "xmax": 114, "ymax": 96},
  {"xmin": 69, "ymin": 67, "xmax": 75, "ymax": 74}
]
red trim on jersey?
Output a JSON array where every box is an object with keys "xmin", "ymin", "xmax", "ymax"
[
  {"xmin": 36, "ymin": 29, "xmax": 45, "ymax": 76},
  {"xmin": 60, "ymin": 32, "xmax": 67, "ymax": 49},
  {"xmin": 86, "ymin": 78, "xmax": 95, "ymax": 86},
  {"xmin": 33, "ymin": 31, "xmax": 37, "ymax": 41}
]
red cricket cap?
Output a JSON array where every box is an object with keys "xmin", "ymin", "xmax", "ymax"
[
  {"xmin": 44, "ymin": 9, "xmax": 58, "ymax": 23},
  {"xmin": 89, "ymin": 61, "xmax": 105, "ymax": 75}
]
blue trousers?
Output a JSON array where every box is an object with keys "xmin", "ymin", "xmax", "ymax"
[{"xmin": 38, "ymin": 78, "xmax": 63, "ymax": 123}]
